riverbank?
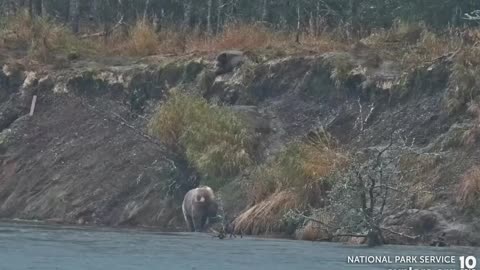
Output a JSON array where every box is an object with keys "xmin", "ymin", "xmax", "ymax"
[{"xmin": 1, "ymin": 23, "xmax": 480, "ymax": 246}]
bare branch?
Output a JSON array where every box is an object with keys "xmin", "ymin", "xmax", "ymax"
[
  {"xmin": 334, "ymin": 233, "xmax": 367, "ymax": 238},
  {"xmin": 380, "ymin": 226, "xmax": 420, "ymax": 240},
  {"xmin": 463, "ymin": 10, "xmax": 480, "ymax": 20}
]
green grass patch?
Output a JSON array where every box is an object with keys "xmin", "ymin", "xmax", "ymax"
[
  {"xmin": 148, "ymin": 90, "xmax": 255, "ymax": 188},
  {"xmin": 250, "ymin": 130, "xmax": 348, "ymax": 206}
]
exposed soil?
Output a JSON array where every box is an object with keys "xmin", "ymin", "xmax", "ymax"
[{"xmin": 0, "ymin": 50, "xmax": 479, "ymax": 246}]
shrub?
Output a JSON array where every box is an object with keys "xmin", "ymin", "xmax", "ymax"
[
  {"xmin": 0, "ymin": 11, "xmax": 92, "ymax": 62},
  {"xmin": 250, "ymin": 135, "xmax": 348, "ymax": 205},
  {"xmin": 188, "ymin": 23, "xmax": 276, "ymax": 53},
  {"xmin": 124, "ymin": 19, "xmax": 159, "ymax": 56},
  {"xmin": 457, "ymin": 166, "xmax": 480, "ymax": 210},
  {"xmin": 323, "ymin": 53, "xmax": 355, "ymax": 88},
  {"xmin": 447, "ymin": 47, "xmax": 480, "ymax": 113},
  {"xmin": 148, "ymin": 91, "xmax": 255, "ymax": 187},
  {"xmin": 462, "ymin": 102, "xmax": 480, "ymax": 145}
]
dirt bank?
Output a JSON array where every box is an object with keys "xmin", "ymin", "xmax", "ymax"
[{"xmin": 0, "ymin": 51, "xmax": 479, "ymax": 246}]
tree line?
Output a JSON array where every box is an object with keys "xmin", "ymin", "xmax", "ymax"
[{"xmin": 1, "ymin": 0, "xmax": 479, "ymax": 35}]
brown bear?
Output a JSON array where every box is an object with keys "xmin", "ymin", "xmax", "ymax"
[
  {"xmin": 182, "ymin": 186, "xmax": 218, "ymax": 232},
  {"xmin": 214, "ymin": 50, "xmax": 245, "ymax": 76}
]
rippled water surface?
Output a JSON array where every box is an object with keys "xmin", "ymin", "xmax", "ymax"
[{"xmin": 0, "ymin": 222, "xmax": 478, "ymax": 270}]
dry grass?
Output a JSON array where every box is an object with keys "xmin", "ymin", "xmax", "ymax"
[
  {"xmin": 240, "ymin": 130, "xmax": 348, "ymax": 235},
  {"xmin": 362, "ymin": 21, "xmax": 461, "ymax": 70},
  {"xmin": 0, "ymin": 11, "xmax": 93, "ymax": 62},
  {"xmin": 457, "ymin": 166, "xmax": 480, "ymax": 210},
  {"xmin": 234, "ymin": 190, "xmax": 300, "ymax": 235},
  {"xmin": 123, "ymin": 19, "xmax": 159, "ymax": 56},
  {"xmin": 447, "ymin": 46, "xmax": 480, "ymax": 114},
  {"xmin": 462, "ymin": 102, "xmax": 480, "ymax": 145},
  {"xmin": 189, "ymin": 23, "xmax": 276, "ymax": 52},
  {"xmin": 250, "ymin": 132, "xmax": 348, "ymax": 206},
  {"xmin": 1, "ymin": 13, "xmax": 472, "ymax": 68},
  {"xmin": 0, "ymin": 11, "xmax": 348, "ymax": 60}
]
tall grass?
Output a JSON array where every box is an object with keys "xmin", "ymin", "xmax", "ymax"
[
  {"xmin": 447, "ymin": 47, "xmax": 480, "ymax": 113},
  {"xmin": 234, "ymin": 190, "xmax": 300, "ymax": 235},
  {"xmin": 457, "ymin": 166, "xmax": 480, "ymax": 210},
  {"xmin": 148, "ymin": 91, "xmax": 255, "ymax": 187},
  {"xmin": 0, "ymin": 11, "xmax": 93, "ymax": 62},
  {"xmin": 250, "ymin": 135, "xmax": 348, "ymax": 205},
  {"xmin": 362, "ymin": 20, "xmax": 462, "ymax": 70},
  {"xmin": 1, "ymin": 13, "xmax": 473, "ymax": 69},
  {"xmin": 235, "ymin": 130, "xmax": 348, "ymax": 235},
  {"xmin": 123, "ymin": 19, "xmax": 159, "ymax": 56}
]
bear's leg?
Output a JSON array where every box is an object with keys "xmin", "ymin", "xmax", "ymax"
[
  {"xmin": 184, "ymin": 214, "xmax": 195, "ymax": 232},
  {"xmin": 199, "ymin": 215, "xmax": 208, "ymax": 231},
  {"xmin": 192, "ymin": 215, "xmax": 201, "ymax": 232}
]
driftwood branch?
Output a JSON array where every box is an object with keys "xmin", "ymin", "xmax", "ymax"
[
  {"xmin": 334, "ymin": 233, "xmax": 367, "ymax": 238},
  {"xmin": 380, "ymin": 226, "xmax": 420, "ymax": 240},
  {"xmin": 335, "ymin": 227, "xmax": 419, "ymax": 241}
]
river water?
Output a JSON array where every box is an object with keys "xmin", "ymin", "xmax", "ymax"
[{"xmin": 0, "ymin": 222, "xmax": 478, "ymax": 270}]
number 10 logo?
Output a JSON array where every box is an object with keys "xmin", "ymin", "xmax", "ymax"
[{"xmin": 460, "ymin": 256, "xmax": 477, "ymax": 270}]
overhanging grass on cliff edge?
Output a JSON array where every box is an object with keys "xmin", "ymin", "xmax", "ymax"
[
  {"xmin": 148, "ymin": 90, "xmax": 255, "ymax": 188},
  {"xmin": 235, "ymin": 130, "xmax": 348, "ymax": 235}
]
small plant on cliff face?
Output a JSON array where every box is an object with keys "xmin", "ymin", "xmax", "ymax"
[
  {"xmin": 148, "ymin": 91, "xmax": 255, "ymax": 188},
  {"xmin": 236, "ymin": 130, "xmax": 347, "ymax": 235},
  {"xmin": 447, "ymin": 47, "xmax": 480, "ymax": 114},
  {"xmin": 462, "ymin": 101, "xmax": 480, "ymax": 146},
  {"xmin": 251, "ymin": 137, "xmax": 348, "ymax": 206},
  {"xmin": 324, "ymin": 53, "xmax": 355, "ymax": 88},
  {"xmin": 457, "ymin": 166, "xmax": 480, "ymax": 212}
]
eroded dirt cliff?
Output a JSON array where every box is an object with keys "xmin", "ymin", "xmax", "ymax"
[{"xmin": 0, "ymin": 51, "xmax": 479, "ymax": 245}]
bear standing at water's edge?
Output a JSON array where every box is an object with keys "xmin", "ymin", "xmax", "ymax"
[{"xmin": 182, "ymin": 186, "xmax": 218, "ymax": 232}]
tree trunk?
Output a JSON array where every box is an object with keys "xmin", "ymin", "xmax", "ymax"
[
  {"xmin": 261, "ymin": 0, "xmax": 267, "ymax": 22},
  {"xmin": 6, "ymin": 0, "xmax": 18, "ymax": 15},
  {"xmin": 28, "ymin": 0, "xmax": 33, "ymax": 17},
  {"xmin": 315, "ymin": 1, "xmax": 320, "ymax": 36},
  {"xmin": 70, "ymin": 0, "xmax": 80, "ymax": 34},
  {"xmin": 207, "ymin": 0, "xmax": 212, "ymax": 35},
  {"xmin": 33, "ymin": 0, "xmax": 42, "ymax": 16},
  {"xmin": 41, "ymin": 0, "xmax": 46, "ymax": 17},
  {"xmin": 90, "ymin": 0, "xmax": 99, "ymax": 24},
  {"xmin": 183, "ymin": 0, "xmax": 192, "ymax": 31},
  {"xmin": 295, "ymin": 1, "xmax": 301, "ymax": 43},
  {"xmin": 143, "ymin": 0, "xmax": 150, "ymax": 20},
  {"xmin": 216, "ymin": 0, "xmax": 223, "ymax": 33}
]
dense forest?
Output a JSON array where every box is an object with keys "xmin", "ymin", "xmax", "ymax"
[{"xmin": 1, "ymin": 1, "xmax": 480, "ymax": 36}]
